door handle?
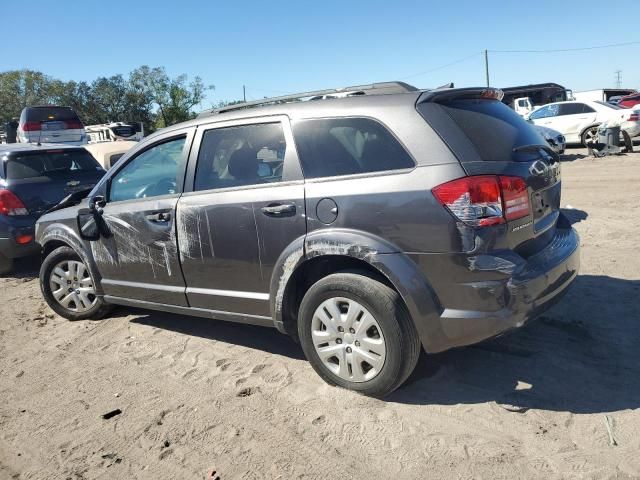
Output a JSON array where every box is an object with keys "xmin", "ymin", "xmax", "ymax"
[
  {"xmin": 261, "ymin": 203, "xmax": 296, "ymax": 217},
  {"xmin": 145, "ymin": 211, "xmax": 172, "ymax": 223}
]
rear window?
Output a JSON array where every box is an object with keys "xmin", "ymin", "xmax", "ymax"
[
  {"xmin": 418, "ymin": 99, "xmax": 544, "ymax": 162},
  {"xmin": 24, "ymin": 107, "xmax": 81, "ymax": 123},
  {"xmin": 292, "ymin": 117, "xmax": 414, "ymax": 179},
  {"xmin": 6, "ymin": 150, "xmax": 102, "ymax": 179}
]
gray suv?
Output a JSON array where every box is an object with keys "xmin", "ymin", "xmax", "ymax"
[{"xmin": 35, "ymin": 82, "xmax": 580, "ymax": 397}]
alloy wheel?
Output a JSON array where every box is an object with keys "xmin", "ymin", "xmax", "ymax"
[
  {"xmin": 311, "ymin": 297, "xmax": 386, "ymax": 382},
  {"xmin": 49, "ymin": 260, "xmax": 97, "ymax": 312}
]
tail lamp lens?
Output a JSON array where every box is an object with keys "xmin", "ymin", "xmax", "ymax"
[
  {"xmin": 15, "ymin": 234, "xmax": 33, "ymax": 245},
  {"xmin": 432, "ymin": 175, "xmax": 530, "ymax": 227},
  {"xmin": 22, "ymin": 121, "xmax": 41, "ymax": 131},
  {"xmin": 0, "ymin": 190, "xmax": 29, "ymax": 216}
]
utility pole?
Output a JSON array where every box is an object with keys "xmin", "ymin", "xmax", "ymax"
[
  {"xmin": 615, "ymin": 70, "xmax": 622, "ymax": 88},
  {"xmin": 484, "ymin": 50, "xmax": 490, "ymax": 87},
  {"xmin": 243, "ymin": 85, "xmax": 246, "ymax": 102}
]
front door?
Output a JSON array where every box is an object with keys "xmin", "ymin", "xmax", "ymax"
[
  {"xmin": 90, "ymin": 131, "xmax": 193, "ymax": 306},
  {"xmin": 177, "ymin": 117, "xmax": 305, "ymax": 317}
]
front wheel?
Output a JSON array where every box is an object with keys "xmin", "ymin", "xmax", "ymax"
[
  {"xmin": 40, "ymin": 246, "xmax": 112, "ymax": 320},
  {"xmin": 298, "ymin": 273, "xmax": 421, "ymax": 397}
]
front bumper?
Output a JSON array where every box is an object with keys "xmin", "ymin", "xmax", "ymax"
[{"xmin": 432, "ymin": 226, "xmax": 580, "ymax": 350}]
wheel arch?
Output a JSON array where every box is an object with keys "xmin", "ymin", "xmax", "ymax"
[
  {"xmin": 269, "ymin": 229, "xmax": 445, "ymax": 351},
  {"xmin": 39, "ymin": 224, "xmax": 105, "ymax": 295}
]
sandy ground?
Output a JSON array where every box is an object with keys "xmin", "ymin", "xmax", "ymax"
[{"xmin": 1, "ymin": 148, "xmax": 639, "ymax": 480}]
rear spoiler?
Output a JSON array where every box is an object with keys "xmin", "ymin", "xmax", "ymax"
[{"xmin": 418, "ymin": 87, "xmax": 504, "ymax": 104}]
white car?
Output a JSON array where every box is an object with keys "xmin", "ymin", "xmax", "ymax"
[
  {"xmin": 83, "ymin": 141, "xmax": 137, "ymax": 169},
  {"xmin": 526, "ymin": 100, "xmax": 640, "ymax": 146},
  {"xmin": 533, "ymin": 125, "xmax": 565, "ymax": 154},
  {"xmin": 17, "ymin": 106, "xmax": 87, "ymax": 145}
]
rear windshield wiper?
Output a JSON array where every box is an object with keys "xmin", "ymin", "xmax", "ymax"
[{"xmin": 513, "ymin": 144, "xmax": 559, "ymax": 163}]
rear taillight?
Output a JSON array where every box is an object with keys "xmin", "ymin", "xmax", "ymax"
[
  {"xmin": 499, "ymin": 176, "xmax": 529, "ymax": 221},
  {"xmin": 65, "ymin": 120, "xmax": 83, "ymax": 129},
  {"xmin": 15, "ymin": 234, "xmax": 33, "ymax": 245},
  {"xmin": 628, "ymin": 113, "xmax": 639, "ymax": 122},
  {"xmin": 22, "ymin": 121, "xmax": 41, "ymax": 131},
  {"xmin": 0, "ymin": 190, "xmax": 29, "ymax": 216},
  {"xmin": 432, "ymin": 175, "xmax": 530, "ymax": 227}
]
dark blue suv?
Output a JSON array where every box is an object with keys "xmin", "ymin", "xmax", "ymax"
[{"xmin": 0, "ymin": 144, "xmax": 104, "ymax": 273}]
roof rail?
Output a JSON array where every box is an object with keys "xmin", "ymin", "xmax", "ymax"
[{"xmin": 198, "ymin": 81, "xmax": 418, "ymax": 117}]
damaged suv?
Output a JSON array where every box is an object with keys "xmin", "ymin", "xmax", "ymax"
[{"xmin": 36, "ymin": 82, "xmax": 580, "ymax": 397}]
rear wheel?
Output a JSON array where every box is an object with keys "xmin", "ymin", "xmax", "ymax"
[
  {"xmin": 581, "ymin": 126, "xmax": 599, "ymax": 147},
  {"xmin": 298, "ymin": 273, "xmax": 421, "ymax": 397},
  {"xmin": 40, "ymin": 246, "xmax": 112, "ymax": 320}
]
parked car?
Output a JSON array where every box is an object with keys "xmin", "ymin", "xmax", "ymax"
[
  {"xmin": 84, "ymin": 141, "xmax": 138, "ymax": 169},
  {"xmin": 607, "ymin": 96, "xmax": 624, "ymax": 106},
  {"xmin": 35, "ymin": 83, "xmax": 579, "ymax": 397},
  {"xmin": 17, "ymin": 106, "xmax": 88, "ymax": 145},
  {"xmin": 533, "ymin": 125, "xmax": 565, "ymax": 154},
  {"xmin": 0, "ymin": 144, "xmax": 105, "ymax": 273},
  {"xmin": 618, "ymin": 93, "xmax": 640, "ymax": 109},
  {"xmin": 526, "ymin": 100, "xmax": 640, "ymax": 145},
  {"xmin": 85, "ymin": 122, "xmax": 144, "ymax": 143}
]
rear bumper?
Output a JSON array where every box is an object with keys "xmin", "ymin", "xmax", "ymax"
[
  {"xmin": 0, "ymin": 217, "xmax": 39, "ymax": 259},
  {"xmin": 415, "ymin": 225, "xmax": 580, "ymax": 352},
  {"xmin": 0, "ymin": 237, "xmax": 39, "ymax": 259}
]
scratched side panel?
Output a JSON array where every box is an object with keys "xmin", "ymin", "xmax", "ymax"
[
  {"xmin": 177, "ymin": 189, "xmax": 263, "ymax": 313},
  {"xmin": 91, "ymin": 197, "xmax": 188, "ymax": 306}
]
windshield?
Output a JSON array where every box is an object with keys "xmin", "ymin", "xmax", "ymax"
[
  {"xmin": 24, "ymin": 107, "xmax": 82, "ymax": 123},
  {"xmin": 6, "ymin": 149, "xmax": 103, "ymax": 179},
  {"xmin": 418, "ymin": 99, "xmax": 545, "ymax": 162}
]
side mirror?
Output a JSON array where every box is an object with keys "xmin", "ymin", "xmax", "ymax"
[
  {"xmin": 79, "ymin": 196, "xmax": 108, "ymax": 241},
  {"xmin": 77, "ymin": 208, "xmax": 101, "ymax": 240},
  {"xmin": 89, "ymin": 195, "xmax": 106, "ymax": 215}
]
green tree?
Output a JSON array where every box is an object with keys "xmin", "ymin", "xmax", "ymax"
[{"xmin": 130, "ymin": 66, "xmax": 213, "ymax": 128}]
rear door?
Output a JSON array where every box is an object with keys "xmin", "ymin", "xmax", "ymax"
[
  {"xmin": 5, "ymin": 148, "xmax": 105, "ymax": 217},
  {"xmin": 89, "ymin": 129, "xmax": 194, "ymax": 305},
  {"xmin": 556, "ymin": 103, "xmax": 597, "ymax": 139},
  {"xmin": 178, "ymin": 116, "xmax": 305, "ymax": 317}
]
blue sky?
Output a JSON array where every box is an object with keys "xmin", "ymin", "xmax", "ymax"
[{"xmin": 3, "ymin": 0, "xmax": 639, "ymax": 108}]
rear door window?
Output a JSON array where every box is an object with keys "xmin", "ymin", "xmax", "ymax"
[
  {"xmin": 417, "ymin": 99, "xmax": 545, "ymax": 162},
  {"xmin": 292, "ymin": 117, "xmax": 414, "ymax": 179},
  {"xmin": 6, "ymin": 149, "xmax": 102, "ymax": 179},
  {"xmin": 194, "ymin": 123, "xmax": 286, "ymax": 191},
  {"xmin": 558, "ymin": 103, "xmax": 584, "ymax": 116}
]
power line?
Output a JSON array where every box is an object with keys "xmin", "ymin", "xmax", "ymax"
[
  {"xmin": 399, "ymin": 52, "xmax": 481, "ymax": 80},
  {"xmin": 490, "ymin": 40, "xmax": 640, "ymax": 53}
]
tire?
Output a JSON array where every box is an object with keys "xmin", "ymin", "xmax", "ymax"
[
  {"xmin": 0, "ymin": 253, "xmax": 13, "ymax": 275},
  {"xmin": 621, "ymin": 130, "xmax": 633, "ymax": 153},
  {"xmin": 40, "ymin": 246, "xmax": 112, "ymax": 320},
  {"xmin": 298, "ymin": 272, "xmax": 421, "ymax": 397},
  {"xmin": 581, "ymin": 126, "xmax": 599, "ymax": 147}
]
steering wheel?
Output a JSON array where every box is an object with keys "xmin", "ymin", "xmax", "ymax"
[{"xmin": 135, "ymin": 178, "xmax": 177, "ymax": 198}]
